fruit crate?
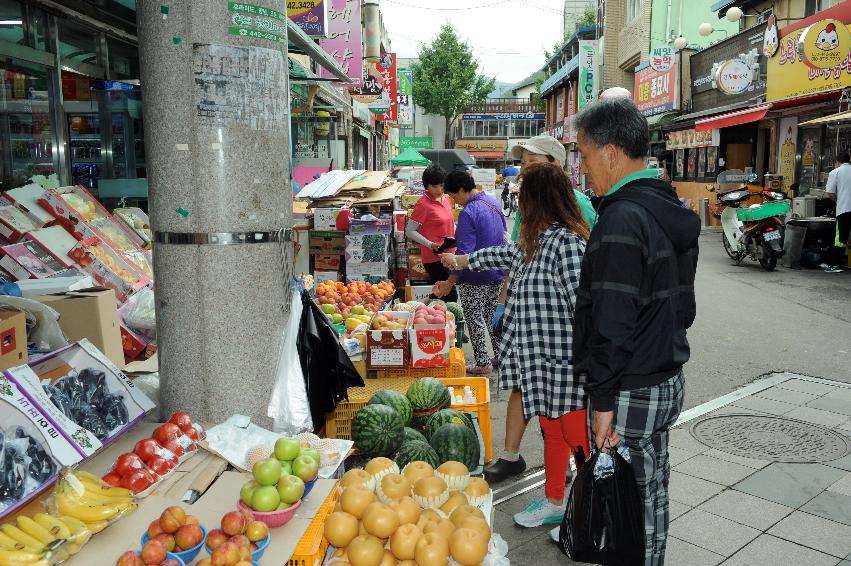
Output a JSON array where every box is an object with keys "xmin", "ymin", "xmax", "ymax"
[
  {"xmin": 325, "ymin": 377, "xmax": 419, "ymax": 440},
  {"xmin": 375, "ymin": 347, "xmax": 466, "ymax": 379},
  {"xmin": 443, "ymin": 376, "xmax": 493, "ymax": 463},
  {"xmin": 736, "ymin": 199, "xmax": 790, "ymax": 221},
  {"xmin": 288, "ymin": 482, "xmax": 341, "ymax": 566}
]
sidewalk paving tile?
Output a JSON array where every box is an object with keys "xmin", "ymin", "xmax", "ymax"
[
  {"xmin": 755, "ymin": 386, "xmax": 822, "ymax": 405},
  {"xmin": 669, "ymin": 500, "xmax": 691, "ymax": 521},
  {"xmin": 801, "ymin": 491, "xmax": 851, "ymax": 526},
  {"xmin": 674, "ymin": 454, "xmax": 757, "ymax": 485},
  {"xmin": 722, "ymin": 534, "xmax": 840, "ymax": 566},
  {"xmin": 701, "ymin": 447, "xmax": 771, "ymax": 470},
  {"xmin": 776, "ymin": 378, "xmax": 839, "ymax": 397},
  {"xmin": 736, "ymin": 462, "xmax": 847, "ymax": 508},
  {"xmin": 826, "ymin": 451, "xmax": 851, "ymax": 472},
  {"xmin": 491, "ymin": 508, "xmax": 547, "ymax": 550},
  {"xmin": 698, "ymin": 490, "xmax": 793, "ymax": 531},
  {"xmin": 668, "ymin": 471, "xmax": 726, "ymax": 506},
  {"xmin": 669, "ymin": 508, "xmax": 760, "ymax": 556},
  {"xmin": 669, "ymin": 427, "xmax": 711, "ymax": 454},
  {"xmin": 828, "ymin": 472, "xmax": 851, "ymax": 497},
  {"xmin": 730, "ymin": 395, "xmax": 798, "ymax": 415},
  {"xmin": 669, "ymin": 445, "xmax": 702, "ymax": 466},
  {"xmin": 504, "ymin": 532, "xmax": 591, "ymax": 565},
  {"xmin": 785, "ymin": 405, "xmax": 851, "ymax": 428},
  {"xmin": 767, "ymin": 510, "xmax": 851, "ymax": 558},
  {"xmin": 808, "ymin": 395, "xmax": 851, "ymax": 418},
  {"xmin": 710, "ymin": 405, "xmax": 768, "ymax": 417},
  {"xmin": 665, "ymin": 536, "xmax": 724, "ymax": 566}
]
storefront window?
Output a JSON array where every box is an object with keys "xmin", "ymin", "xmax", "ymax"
[
  {"xmin": 674, "ymin": 149, "xmax": 685, "ymax": 180},
  {"xmin": 107, "ymin": 37, "xmax": 139, "ymax": 80},
  {"xmin": 0, "ymin": 57, "xmax": 55, "ymax": 191},
  {"xmin": 0, "ymin": 0, "xmax": 25, "ymax": 48},
  {"xmin": 58, "ymin": 18, "xmax": 101, "ymax": 69}
]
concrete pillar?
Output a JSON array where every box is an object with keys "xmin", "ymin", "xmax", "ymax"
[{"xmin": 137, "ymin": 1, "xmax": 292, "ymax": 426}]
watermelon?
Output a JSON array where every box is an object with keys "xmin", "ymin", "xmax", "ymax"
[
  {"xmin": 425, "ymin": 409, "xmax": 475, "ymax": 441},
  {"xmin": 446, "ymin": 302, "xmax": 464, "ymax": 321},
  {"xmin": 403, "ymin": 427, "xmax": 429, "ymax": 444},
  {"xmin": 395, "ymin": 440, "xmax": 440, "ymax": 469},
  {"xmin": 430, "ymin": 423, "xmax": 480, "ymax": 470},
  {"xmin": 368, "ymin": 390, "xmax": 413, "ymax": 427},
  {"xmin": 407, "ymin": 377, "xmax": 451, "ymax": 429},
  {"xmin": 352, "ymin": 404, "xmax": 405, "ymax": 457}
]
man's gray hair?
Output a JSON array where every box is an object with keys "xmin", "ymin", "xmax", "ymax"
[{"xmin": 574, "ymin": 97, "xmax": 650, "ymax": 159}]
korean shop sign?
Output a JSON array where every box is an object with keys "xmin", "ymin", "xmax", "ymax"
[
  {"xmin": 650, "ymin": 46, "xmax": 675, "ymax": 72},
  {"xmin": 634, "ymin": 57, "xmax": 679, "ymax": 116},
  {"xmin": 715, "ymin": 58, "xmax": 754, "ymax": 94},
  {"xmin": 287, "ymin": 0, "xmax": 329, "ymax": 37},
  {"xmin": 578, "ymin": 40, "xmax": 598, "ymax": 110},
  {"xmin": 400, "ymin": 137, "xmax": 432, "ymax": 149},
  {"xmin": 228, "ymin": 2, "xmax": 287, "ymax": 44},
  {"xmin": 319, "ymin": 0, "xmax": 362, "ymax": 84}
]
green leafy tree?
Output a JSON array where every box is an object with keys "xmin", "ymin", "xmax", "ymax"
[
  {"xmin": 411, "ymin": 23, "xmax": 495, "ymax": 148},
  {"xmin": 576, "ymin": 4, "xmax": 596, "ymax": 30}
]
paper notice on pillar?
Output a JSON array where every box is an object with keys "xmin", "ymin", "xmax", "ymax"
[{"xmin": 193, "ymin": 44, "xmax": 288, "ymax": 130}]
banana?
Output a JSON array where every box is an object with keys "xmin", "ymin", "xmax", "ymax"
[
  {"xmin": 75, "ymin": 487, "xmax": 132, "ymax": 506},
  {"xmin": 82, "ymin": 520, "xmax": 108, "ymax": 535},
  {"xmin": 0, "ymin": 530, "xmax": 35, "ymax": 552},
  {"xmin": 13, "ymin": 518, "xmax": 55, "ymax": 546},
  {"xmin": 0, "ymin": 525, "xmax": 44, "ymax": 553},
  {"xmin": 56, "ymin": 515, "xmax": 90, "ymax": 547},
  {"xmin": 0, "ymin": 549, "xmax": 46, "ymax": 566},
  {"xmin": 32, "ymin": 514, "xmax": 71, "ymax": 542},
  {"xmin": 56, "ymin": 477, "xmax": 136, "ymax": 522},
  {"xmin": 75, "ymin": 471, "xmax": 133, "ymax": 498}
]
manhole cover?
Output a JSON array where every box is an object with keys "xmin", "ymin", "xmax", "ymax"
[{"xmin": 690, "ymin": 414, "xmax": 851, "ymax": 463}]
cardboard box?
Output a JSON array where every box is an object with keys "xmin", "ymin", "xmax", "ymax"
[
  {"xmin": 314, "ymin": 270, "xmax": 339, "ymax": 283},
  {"xmin": 1, "ymin": 240, "xmax": 70, "ymax": 279},
  {"xmin": 394, "ymin": 210, "xmax": 407, "ymax": 233},
  {"xmin": 407, "ymin": 253, "xmax": 429, "ymax": 282},
  {"xmin": 345, "ymin": 246, "xmax": 388, "ymax": 264},
  {"xmin": 33, "ymin": 289, "xmax": 124, "ymax": 368},
  {"xmin": 26, "ymin": 225, "xmax": 78, "ymax": 268},
  {"xmin": 313, "ymin": 207, "xmax": 342, "ymax": 230},
  {"xmin": 367, "ymin": 311, "xmax": 411, "ymax": 369},
  {"xmin": 68, "ymin": 238, "xmax": 150, "ymax": 303},
  {"xmin": 2, "ymin": 183, "xmax": 54, "ymax": 227},
  {"xmin": 346, "ymin": 261, "xmax": 389, "ymax": 278},
  {"xmin": 349, "ymin": 219, "xmax": 393, "ymax": 235},
  {"xmin": 308, "ymin": 230, "xmax": 346, "ymax": 254},
  {"xmin": 113, "ymin": 207, "xmax": 152, "ymax": 248},
  {"xmin": 345, "ymin": 233, "xmax": 388, "ymax": 262},
  {"xmin": 401, "ymin": 194, "xmax": 422, "ymax": 209},
  {"xmin": 120, "ymin": 323, "xmax": 151, "ymax": 362},
  {"xmin": 410, "ymin": 326, "xmax": 451, "ymax": 368},
  {"xmin": 0, "ymin": 205, "xmax": 36, "ymax": 242},
  {"xmin": 408, "ymin": 285, "xmax": 433, "ymax": 303},
  {"xmin": 314, "ymin": 254, "xmax": 342, "ymax": 271},
  {"xmin": 0, "ymin": 310, "xmax": 27, "ymax": 371}
]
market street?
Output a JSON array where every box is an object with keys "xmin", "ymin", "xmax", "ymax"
[{"xmin": 485, "ymin": 227, "xmax": 851, "ymax": 563}]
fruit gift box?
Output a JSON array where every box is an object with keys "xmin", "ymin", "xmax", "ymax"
[
  {"xmin": 366, "ymin": 311, "xmax": 412, "ymax": 370},
  {"xmin": 0, "ymin": 372, "xmax": 103, "ymax": 520},
  {"xmin": 409, "ymin": 304, "xmax": 452, "ymax": 369},
  {"xmin": 69, "ymin": 238, "xmax": 151, "ymax": 304},
  {"xmin": 6, "ymin": 339, "xmax": 156, "ymax": 450}
]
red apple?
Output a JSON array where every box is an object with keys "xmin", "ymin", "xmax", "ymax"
[
  {"xmin": 103, "ymin": 472, "xmax": 123, "ymax": 487},
  {"xmin": 116, "ymin": 550, "xmax": 144, "ymax": 566},
  {"xmin": 115, "ymin": 453, "xmax": 145, "ymax": 476},
  {"xmin": 134, "ymin": 438, "xmax": 161, "ymax": 463},
  {"xmin": 159, "ymin": 506, "xmax": 186, "ymax": 534},
  {"xmin": 121, "ymin": 470, "xmax": 153, "ymax": 494},
  {"xmin": 183, "ymin": 426, "xmax": 200, "ymax": 441},
  {"xmin": 221, "ymin": 511, "xmax": 247, "ymax": 536},
  {"xmin": 154, "ymin": 423, "xmax": 182, "ymax": 445},
  {"xmin": 169, "ymin": 412, "xmax": 193, "ymax": 429},
  {"xmin": 140, "ymin": 539, "xmax": 166, "ymax": 565},
  {"xmin": 162, "ymin": 439, "xmax": 184, "ymax": 458},
  {"xmin": 174, "ymin": 524, "xmax": 203, "ymax": 550},
  {"xmin": 153, "ymin": 533, "xmax": 175, "ymax": 552},
  {"xmin": 148, "ymin": 456, "xmax": 171, "ymax": 477},
  {"xmin": 206, "ymin": 528, "xmax": 228, "ymax": 550}
]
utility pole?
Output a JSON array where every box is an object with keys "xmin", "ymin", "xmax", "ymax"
[{"xmin": 137, "ymin": 1, "xmax": 293, "ymax": 425}]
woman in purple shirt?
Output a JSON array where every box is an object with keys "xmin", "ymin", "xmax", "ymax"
[{"xmin": 434, "ymin": 170, "xmax": 507, "ymax": 374}]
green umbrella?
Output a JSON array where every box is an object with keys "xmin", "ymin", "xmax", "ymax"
[{"xmin": 391, "ymin": 147, "xmax": 431, "ymax": 166}]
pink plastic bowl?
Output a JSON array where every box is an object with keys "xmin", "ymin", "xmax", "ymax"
[{"xmin": 237, "ymin": 498, "xmax": 301, "ymax": 528}]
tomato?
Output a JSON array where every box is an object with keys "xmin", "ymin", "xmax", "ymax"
[
  {"xmin": 168, "ymin": 412, "xmax": 193, "ymax": 429},
  {"xmin": 148, "ymin": 456, "xmax": 171, "ymax": 477},
  {"xmin": 103, "ymin": 472, "xmax": 122, "ymax": 487},
  {"xmin": 115, "ymin": 452, "xmax": 145, "ymax": 476},
  {"xmin": 153, "ymin": 423, "xmax": 181, "ymax": 445},
  {"xmin": 121, "ymin": 470, "xmax": 153, "ymax": 493},
  {"xmin": 134, "ymin": 438, "xmax": 161, "ymax": 463}
]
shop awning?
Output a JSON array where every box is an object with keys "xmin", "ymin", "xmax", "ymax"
[
  {"xmin": 470, "ymin": 151, "xmax": 506, "ymax": 160},
  {"xmin": 287, "ymin": 20, "xmax": 351, "ymax": 83},
  {"xmin": 799, "ymin": 109, "xmax": 851, "ymax": 126},
  {"xmin": 694, "ymin": 103, "xmax": 771, "ymax": 132}
]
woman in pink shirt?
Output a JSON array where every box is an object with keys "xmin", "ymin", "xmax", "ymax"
[{"xmin": 406, "ymin": 165, "xmax": 458, "ymax": 302}]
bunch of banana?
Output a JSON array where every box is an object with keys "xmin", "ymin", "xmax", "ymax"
[
  {"xmin": 0, "ymin": 518, "xmax": 52, "ymax": 566},
  {"xmin": 55, "ymin": 471, "xmax": 136, "ymax": 534}
]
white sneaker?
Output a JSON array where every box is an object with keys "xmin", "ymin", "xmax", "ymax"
[
  {"xmin": 549, "ymin": 525, "xmax": 560, "ymax": 543},
  {"xmin": 512, "ymin": 498, "xmax": 565, "ymax": 527}
]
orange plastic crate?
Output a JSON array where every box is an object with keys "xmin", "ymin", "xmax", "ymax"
[
  {"xmin": 288, "ymin": 483, "xmax": 341, "ymax": 566},
  {"xmin": 442, "ymin": 376, "xmax": 492, "ymax": 463},
  {"xmin": 376, "ymin": 347, "xmax": 466, "ymax": 379},
  {"xmin": 324, "ymin": 377, "xmax": 418, "ymax": 440}
]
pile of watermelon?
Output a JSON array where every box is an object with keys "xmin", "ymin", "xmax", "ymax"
[{"xmin": 351, "ymin": 377, "xmax": 481, "ymax": 470}]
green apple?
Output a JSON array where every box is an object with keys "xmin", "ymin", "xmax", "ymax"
[
  {"xmin": 352, "ymin": 304, "xmax": 366, "ymax": 316},
  {"xmin": 251, "ymin": 485, "xmax": 281, "ymax": 512},
  {"xmin": 277, "ymin": 474, "xmax": 305, "ymax": 504},
  {"xmin": 274, "ymin": 437, "xmax": 300, "ymax": 461},
  {"xmin": 292, "ymin": 454, "xmax": 319, "ymax": 483},
  {"xmin": 240, "ymin": 479, "xmax": 259, "ymax": 506},
  {"xmin": 300, "ymin": 448, "xmax": 321, "ymax": 466},
  {"xmin": 252, "ymin": 457, "xmax": 282, "ymax": 486},
  {"xmin": 279, "ymin": 460, "xmax": 292, "ymax": 476},
  {"xmin": 276, "ymin": 502, "xmax": 292, "ymax": 510}
]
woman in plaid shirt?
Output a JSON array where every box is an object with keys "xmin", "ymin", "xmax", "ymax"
[{"xmin": 441, "ymin": 162, "xmax": 590, "ymax": 534}]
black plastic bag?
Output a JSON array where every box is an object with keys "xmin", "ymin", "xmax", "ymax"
[{"xmin": 559, "ymin": 447, "xmax": 645, "ymax": 565}]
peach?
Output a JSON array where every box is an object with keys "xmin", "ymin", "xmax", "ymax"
[
  {"xmin": 174, "ymin": 524, "xmax": 203, "ymax": 550},
  {"xmin": 206, "ymin": 528, "xmax": 229, "ymax": 550},
  {"xmin": 211, "ymin": 541, "xmax": 240, "ymax": 566},
  {"xmin": 196, "ymin": 559, "xmax": 213, "ymax": 566},
  {"xmin": 245, "ymin": 520, "xmax": 268, "ymax": 542},
  {"xmin": 147, "ymin": 520, "xmax": 165, "ymax": 539},
  {"xmin": 153, "ymin": 533, "xmax": 175, "ymax": 552},
  {"xmin": 185, "ymin": 515, "xmax": 200, "ymax": 526},
  {"xmin": 116, "ymin": 550, "xmax": 144, "ymax": 566},
  {"xmin": 238, "ymin": 507, "xmax": 254, "ymax": 525},
  {"xmin": 230, "ymin": 534, "xmax": 251, "ymax": 549},
  {"xmin": 221, "ymin": 511, "xmax": 247, "ymax": 536},
  {"xmin": 159, "ymin": 506, "xmax": 186, "ymax": 534},
  {"xmin": 140, "ymin": 539, "xmax": 166, "ymax": 565}
]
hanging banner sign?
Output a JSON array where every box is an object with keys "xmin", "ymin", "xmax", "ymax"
[
  {"xmin": 375, "ymin": 53, "xmax": 398, "ymax": 122},
  {"xmin": 777, "ymin": 117, "xmax": 798, "ymax": 192},
  {"xmin": 287, "ymin": 0, "xmax": 329, "ymax": 37},
  {"xmin": 319, "ymin": 0, "xmax": 362, "ymax": 84},
  {"xmin": 578, "ymin": 40, "xmax": 598, "ymax": 110},
  {"xmin": 400, "ymin": 137, "xmax": 432, "ymax": 149},
  {"xmin": 666, "ymin": 128, "xmax": 720, "ymax": 150},
  {"xmin": 397, "ymin": 69, "xmax": 413, "ymax": 125},
  {"xmin": 650, "ymin": 45, "xmax": 675, "ymax": 72},
  {"xmin": 461, "ymin": 112, "xmax": 545, "ymax": 120},
  {"xmin": 634, "ymin": 57, "xmax": 679, "ymax": 116}
]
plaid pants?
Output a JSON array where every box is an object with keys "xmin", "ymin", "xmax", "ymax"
[
  {"xmin": 457, "ymin": 282, "xmax": 501, "ymax": 367},
  {"xmin": 599, "ymin": 371, "xmax": 685, "ymax": 566}
]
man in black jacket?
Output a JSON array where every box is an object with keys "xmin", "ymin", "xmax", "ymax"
[{"xmin": 573, "ymin": 97, "xmax": 700, "ymax": 566}]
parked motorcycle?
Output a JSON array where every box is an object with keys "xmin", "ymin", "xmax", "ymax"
[
  {"xmin": 713, "ymin": 184, "xmax": 790, "ymax": 271},
  {"xmin": 502, "ymin": 180, "xmax": 519, "ymax": 218}
]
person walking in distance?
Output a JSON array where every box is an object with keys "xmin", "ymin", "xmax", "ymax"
[
  {"xmin": 573, "ymin": 97, "xmax": 700, "ymax": 566},
  {"xmin": 825, "ymin": 152, "xmax": 851, "ymax": 271}
]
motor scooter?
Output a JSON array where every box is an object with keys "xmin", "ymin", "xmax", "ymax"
[
  {"xmin": 713, "ymin": 184, "xmax": 790, "ymax": 271},
  {"xmin": 501, "ymin": 180, "xmax": 519, "ymax": 218}
]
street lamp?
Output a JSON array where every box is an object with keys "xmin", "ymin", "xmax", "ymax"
[
  {"xmin": 673, "ymin": 36, "xmax": 688, "ymax": 49},
  {"xmin": 726, "ymin": 6, "xmax": 744, "ymax": 22},
  {"xmin": 698, "ymin": 22, "xmax": 714, "ymax": 37}
]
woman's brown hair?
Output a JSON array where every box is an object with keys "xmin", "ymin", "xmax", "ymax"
[{"xmin": 518, "ymin": 161, "xmax": 590, "ymax": 264}]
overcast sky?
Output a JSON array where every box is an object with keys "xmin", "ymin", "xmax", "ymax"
[{"xmin": 380, "ymin": 0, "xmax": 567, "ymax": 84}]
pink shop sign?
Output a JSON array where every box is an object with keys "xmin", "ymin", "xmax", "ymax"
[{"xmin": 319, "ymin": 0, "xmax": 362, "ymax": 85}]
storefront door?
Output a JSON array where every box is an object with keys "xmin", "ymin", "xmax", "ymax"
[{"xmin": 797, "ymin": 127, "xmax": 822, "ymax": 195}]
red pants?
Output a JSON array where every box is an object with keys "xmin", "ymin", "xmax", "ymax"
[{"xmin": 539, "ymin": 409, "xmax": 590, "ymax": 502}]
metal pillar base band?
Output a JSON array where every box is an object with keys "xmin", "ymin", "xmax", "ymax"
[{"xmin": 153, "ymin": 230, "xmax": 290, "ymax": 245}]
